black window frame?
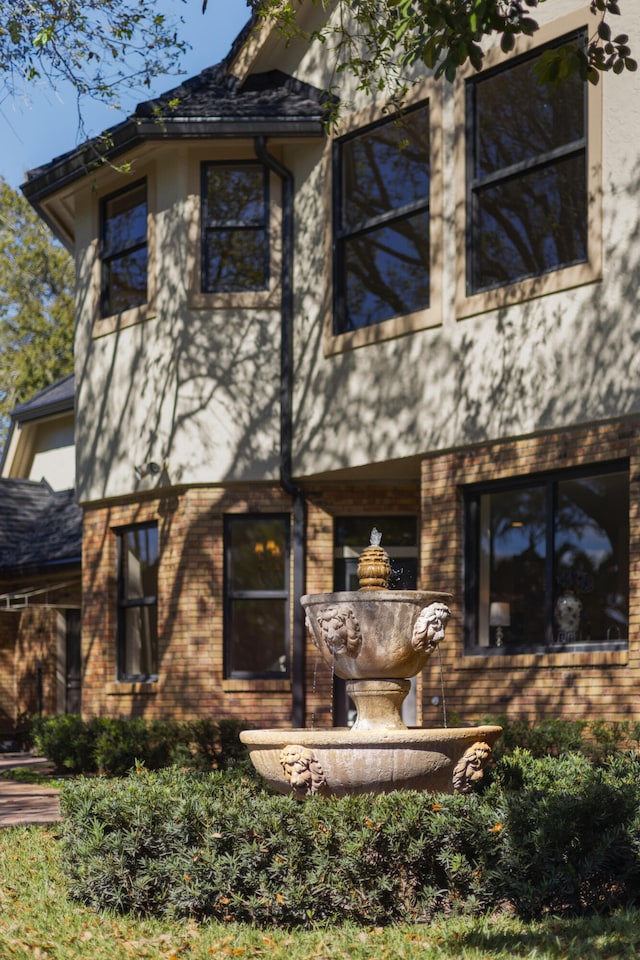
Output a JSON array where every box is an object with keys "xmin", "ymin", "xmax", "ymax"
[
  {"xmin": 465, "ymin": 28, "xmax": 589, "ymax": 296},
  {"xmin": 464, "ymin": 460, "xmax": 629, "ymax": 656},
  {"xmin": 332, "ymin": 101, "xmax": 431, "ymax": 335},
  {"xmin": 224, "ymin": 513, "xmax": 291, "ymax": 680},
  {"xmin": 100, "ymin": 178, "xmax": 148, "ymax": 318},
  {"xmin": 200, "ymin": 160, "xmax": 270, "ymax": 294},
  {"xmin": 116, "ymin": 521, "xmax": 159, "ymax": 682}
]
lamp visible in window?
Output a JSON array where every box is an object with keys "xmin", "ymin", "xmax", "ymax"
[{"xmin": 490, "ymin": 602, "xmax": 511, "ymax": 647}]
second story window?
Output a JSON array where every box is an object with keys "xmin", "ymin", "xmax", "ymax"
[
  {"xmin": 100, "ymin": 180, "xmax": 147, "ymax": 317},
  {"xmin": 201, "ymin": 162, "xmax": 269, "ymax": 293},
  {"xmin": 117, "ymin": 522, "xmax": 159, "ymax": 681},
  {"xmin": 333, "ymin": 102, "xmax": 430, "ymax": 335},
  {"xmin": 466, "ymin": 30, "xmax": 588, "ymax": 295}
]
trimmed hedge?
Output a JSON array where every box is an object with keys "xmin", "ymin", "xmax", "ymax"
[
  {"xmin": 60, "ymin": 749, "xmax": 640, "ymax": 926},
  {"xmin": 31, "ymin": 715, "xmax": 250, "ymax": 776}
]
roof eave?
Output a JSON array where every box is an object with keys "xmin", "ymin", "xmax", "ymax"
[{"xmin": 22, "ymin": 115, "xmax": 326, "ymax": 206}]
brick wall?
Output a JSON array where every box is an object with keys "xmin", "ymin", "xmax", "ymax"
[
  {"xmin": 419, "ymin": 420, "xmax": 640, "ymax": 725},
  {"xmin": 81, "ymin": 481, "xmax": 419, "ymax": 729}
]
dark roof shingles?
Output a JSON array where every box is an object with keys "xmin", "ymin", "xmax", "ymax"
[
  {"xmin": 0, "ymin": 480, "xmax": 81, "ymax": 574},
  {"xmin": 11, "ymin": 373, "xmax": 74, "ymax": 421}
]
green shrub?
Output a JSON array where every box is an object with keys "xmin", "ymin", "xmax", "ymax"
[
  {"xmin": 59, "ymin": 750, "xmax": 640, "ymax": 926},
  {"xmin": 60, "ymin": 769, "xmax": 503, "ymax": 925},
  {"xmin": 32, "ymin": 714, "xmax": 97, "ymax": 773},
  {"xmin": 31, "ymin": 714, "xmax": 250, "ymax": 776}
]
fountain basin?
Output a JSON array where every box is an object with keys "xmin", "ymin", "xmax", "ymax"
[
  {"xmin": 240, "ymin": 725, "xmax": 503, "ymax": 797},
  {"xmin": 302, "ymin": 590, "xmax": 452, "ymax": 680}
]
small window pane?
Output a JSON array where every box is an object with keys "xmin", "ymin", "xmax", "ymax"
[
  {"xmin": 203, "ymin": 228, "xmax": 268, "ymax": 292},
  {"xmin": 474, "ymin": 57, "xmax": 584, "ymax": 179},
  {"xmin": 342, "ymin": 106, "xmax": 430, "ymax": 231},
  {"xmin": 555, "ymin": 472, "xmax": 629, "ymax": 643},
  {"xmin": 105, "ymin": 248, "xmax": 148, "ymax": 315},
  {"xmin": 342, "ymin": 211, "xmax": 430, "ymax": 330},
  {"xmin": 483, "ymin": 486, "xmax": 547, "ymax": 647},
  {"xmin": 204, "ymin": 166, "xmax": 265, "ymax": 224},
  {"xmin": 124, "ymin": 605, "xmax": 158, "ymax": 676},
  {"xmin": 103, "ymin": 183, "xmax": 147, "ymax": 254},
  {"xmin": 228, "ymin": 517, "xmax": 286, "ymax": 592},
  {"xmin": 473, "ymin": 155, "xmax": 587, "ymax": 290},
  {"xmin": 123, "ymin": 526, "xmax": 158, "ymax": 600},
  {"xmin": 229, "ymin": 598, "xmax": 288, "ymax": 674}
]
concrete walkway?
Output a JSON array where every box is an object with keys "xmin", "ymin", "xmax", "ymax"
[{"xmin": 0, "ymin": 753, "xmax": 62, "ymax": 827}]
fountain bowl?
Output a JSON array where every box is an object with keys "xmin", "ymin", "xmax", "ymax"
[
  {"xmin": 302, "ymin": 590, "xmax": 452, "ymax": 680},
  {"xmin": 240, "ymin": 725, "xmax": 503, "ymax": 798}
]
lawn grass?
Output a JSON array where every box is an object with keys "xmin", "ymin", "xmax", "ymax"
[{"xmin": 1, "ymin": 826, "xmax": 640, "ymax": 959}]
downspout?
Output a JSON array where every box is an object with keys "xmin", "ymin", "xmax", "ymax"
[{"xmin": 254, "ymin": 136, "xmax": 306, "ymax": 729}]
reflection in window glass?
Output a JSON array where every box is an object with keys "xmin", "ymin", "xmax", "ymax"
[
  {"xmin": 334, "ymin": 516, "xmax": 418, "ymax": 591},
  {"xmin": 201, "ymin": 163, "xmax": 268, "ymax": 293},
  {"xmin": 117, "ymin": 523, "xmax": 158, "ymax": 680},
  {"xmin": 468, "ymin": 468, "xmax": 629, "ymax": 650},
  {"xmin": 334, "ymin": 103, "xmax": 430, "ymax": 333},
  {"xmin": 101, "ymin": 181, "xmax": 147, "ymax": 316},
  {"xmin": 467, "ymin": 30, "xmax": 588, "ymax": 293},
  {"xmin": 225, "ymin": 515, "xmax": 289, "ymax": 678}
]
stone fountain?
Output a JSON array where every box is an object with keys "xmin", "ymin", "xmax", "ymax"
[{"xmin": 240, "ymin": 530, "xmax": 501, "ymax": 797}]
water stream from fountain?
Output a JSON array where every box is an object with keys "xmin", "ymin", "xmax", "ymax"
[{"xmin": 436, "ymin": 647, "xmax": 448, "ymax": 728}]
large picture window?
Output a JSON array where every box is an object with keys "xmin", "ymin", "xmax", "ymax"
[
  {"xmin": 465, "ymin": 465, "xmax": 629, "ymax": 653},
  {"xmin": 100, "ymin": 180, "xmax": 148, "ymax": 317},
  {"xmin": 201, "ymin": 162, "xmax": 269, "ymax": 293},
  {"xmin": 224, "ymin": 514, "xmax": 290, "ymax": 678},
  {"xmin": 333, "ymin": 102, "xmax": 430, "ymax": 334},
  {"xmin": 466, "ymin": 30, "xmax": 588, "ymax": 295},
  {"xmin": 117, "ymin": 522, "xmax": 158, "ymax": 681}
]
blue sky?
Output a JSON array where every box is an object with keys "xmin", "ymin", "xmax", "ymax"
[{"xmin": 0, "ymin": 0, "xmax": 249, "ymax": 190}]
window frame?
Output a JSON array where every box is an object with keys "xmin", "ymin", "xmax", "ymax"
[
  {"xmin": 223, "ymin": 513, "xmax": 291, "ymax": 680},
  {"xmin": 325, "ymin": 78, "xmax": 443, "ymax": 355},
  {"xmin": 116, "ymin": 521, "xmax": 159, "ymax": 683},
  {"xmin": 187, "ymin": 147, "xmax": 282, "ymax": 311},
  {"xmin": 454, "ymin": 7, "xmax": 603, "ymax": 320},
  {"xmin": 93, "ymin": 168, "xmax": 156, "ymax": 338},
  {"xmin": 463, "ymin": 460, "xmax": 629, "ymax": 657},
  {"xmin": 100, "ymin": 178, "xmax": 148, "ymax": 319},
  {"xmin": 200, "ymin": 160, "xmax": 270, "ymax": 295}
]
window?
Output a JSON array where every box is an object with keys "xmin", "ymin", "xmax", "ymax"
[
  {"xmin": 465, "ymin": 465, "xmax": 629, "ymax": 653},
  {"xmin": 100, "ymin": 180, "xmax": 147, "ymax": 317},
  {"xmin": 117, "ymin": 523, "xmax": 158, "ymax": 681},
  {"xmin": 466, "ymin": 30, "xmax": 588, "ymax": 295},
  {"xmin": 333, "ymin": 102, "xmax": 431, "ymax": 335},
  {"xmin": 224, "ymin": 515, "xmax": 290, "ymax": 678},
  {"xmin": 201, "ymin": 162, "xmax": 269, "ymax": 293}
]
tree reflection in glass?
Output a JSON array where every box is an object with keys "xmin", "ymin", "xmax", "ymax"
[
  {"xmin": 468, "ymin": 30, "xmax": 588, "ymax": 293},
  {"xmin": 202, "ymin": 163, "xmax": 268, "ymax": 293},
  {"xmin": 335, "ymin": 103, "xmax": 430, "ymax": 332},
  {"xmin": 101, "ymin": 181, "xmax": 147, "ymax": 316}
]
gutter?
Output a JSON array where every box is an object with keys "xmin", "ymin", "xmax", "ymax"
[{"xmin": 254, "ymin": 135, "xmax": 306, "ymax": 729}]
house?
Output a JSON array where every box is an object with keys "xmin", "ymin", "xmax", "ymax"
[
  {"xmin": 0, "ymin": 374, "xmax": 82, "ymax": 739},
  {"xmin": 20, "ymin": 1, "xmax": 640, "ymax": 731}
]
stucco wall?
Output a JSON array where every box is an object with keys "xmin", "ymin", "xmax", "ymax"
[{"xmin": 71, "ymin": 0, "xmax": 640, "ymax": 502}]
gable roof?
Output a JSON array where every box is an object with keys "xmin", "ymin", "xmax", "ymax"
[{"xmin": 0, "ymin": 479, "xmax": 81, "ymax": 577}]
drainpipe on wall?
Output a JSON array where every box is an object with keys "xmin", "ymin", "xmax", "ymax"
[{"xmin": 254, "ymin": 136, "xmax": 306, "ymax": 729}]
